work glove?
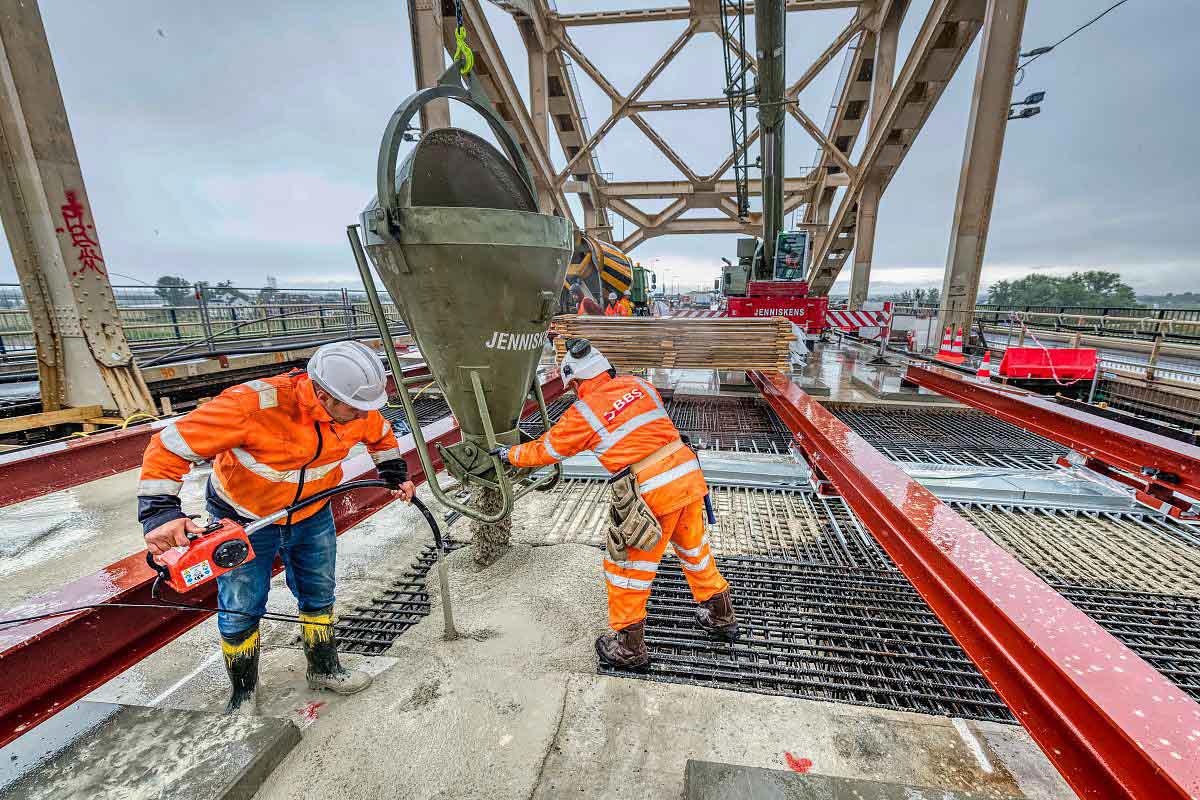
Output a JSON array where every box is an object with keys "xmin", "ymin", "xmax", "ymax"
[
  {"xmin": 376, "ymin": 458, "xmax": 409, "ymax": 490},
  {"xmin": 488, "ymin": 446, "xmax": 511, "ymax": 465}
]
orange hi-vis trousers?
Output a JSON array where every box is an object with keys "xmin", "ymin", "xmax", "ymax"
[{"xmin": 602, "ymin": 498, "xmax": 729, "ymax": 631}]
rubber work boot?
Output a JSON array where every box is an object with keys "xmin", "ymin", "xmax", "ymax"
[
  {"xmin": 696, "ymin": 590, "xmax": 740, "ymax": 642},
  {"xmin": 595, "ymin": 621, "xmax": 650, "ymax": 671},
  {"xmin": 300, "ymin": 606, "xmax": 373, "ymax": 695},
  {"xmin": 221, "ymin": 625, "xmax": 260, "ymax": 715}
]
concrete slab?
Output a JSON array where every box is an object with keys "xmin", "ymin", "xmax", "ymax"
[
  {"xmin": 253, "ymin": 542, "xmax": 608, "ymax": 800},
  {"xmin": 534, "ymin": 675, "xmax": 1071, "ymax": 799},
  {"xmin": 0, "ymin": 700, "xmax": 299, "ymax": 800},
  {"xmin": 684, "ymin": 760, "xmax": 1007, "ymax": 799},
  {"xmin": 242, "ymin": 541, "xmax": 1073, "ymax": 800}
]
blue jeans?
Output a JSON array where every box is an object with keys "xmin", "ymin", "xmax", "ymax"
[{"xmin": 213, "ymin": 502, "xmax": 337, "ymax": 638}]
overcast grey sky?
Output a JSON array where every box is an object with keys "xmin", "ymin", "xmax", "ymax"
[{"xmin": 2, "ymin": 0, "xmax": 1195, "ymax": 297}]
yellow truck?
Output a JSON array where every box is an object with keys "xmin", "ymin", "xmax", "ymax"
[{"xmin": 562, "ymin": 234, "xmax": 634, "ymax": 312}]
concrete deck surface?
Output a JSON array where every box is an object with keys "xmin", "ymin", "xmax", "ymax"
[{"xmin": 246, "ymin": 541, "xmax": 1074, "ymax": 800}]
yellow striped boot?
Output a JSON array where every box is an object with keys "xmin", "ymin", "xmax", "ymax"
[{"xmin": 300, "ymin": 606, "xmax": 372, "ymax": 695}]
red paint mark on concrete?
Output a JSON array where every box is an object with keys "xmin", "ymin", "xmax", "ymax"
[
  {"xmin": 784, "ymin": 752, "xmax": 813, "ymax": 773},
  {"xmin": 299, "ymin": 700, "xmax": 326, "ymax": 722}
]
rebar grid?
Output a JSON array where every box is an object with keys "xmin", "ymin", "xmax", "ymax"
[
  {"xmin": 381, "ymin": 395, "xmax": 452, "ymax": 434},
  {"xmin": 518, "ymin": 393, "xmax": 576, "ymax": 439},
  {"xmin": 669, "ymin": 394, "xmax": 795, "ymax": 454},
  {"xmin": 952, "ymin": 503, "xmax": 1200, "ymax": 597},
  {"xmin": 538, "ymin": 480, "xmax": 889, "ymax": 567},
  {"xmin": 336, "ymin": 544, "xmax": 443, "ymax": 655},
  {"xmin": 519, "ymin": 392, "xmax": 795, "ymax": 454},
  {"xmin": 830, "ymin": 407, "xmax": 1066, "ymax": 469},
  {"xmin": 602, "ymin": 556, "xmax": 1015, "ymax": 724}
]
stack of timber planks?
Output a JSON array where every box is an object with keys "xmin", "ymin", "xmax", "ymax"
[{"xmin": 552, "ymin": 315, "xmax": 794, "ymax": 371}]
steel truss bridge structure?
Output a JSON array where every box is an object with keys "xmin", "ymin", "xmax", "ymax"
[
  {"xmin": 3, "ymin": 3, "xmax": 1200, "ymax": 798},
  {"xmin": 410, "ymin": 0, "xmax": 1024, "ymax": 335}
]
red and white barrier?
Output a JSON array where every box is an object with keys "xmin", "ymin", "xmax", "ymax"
[
  {"xmin": 825, "ymin": 309, "xmax": 887, "ymax": 330},
  {"xmin": 671, "ymin": 309, "xmax": 725, "ymax": 318}
]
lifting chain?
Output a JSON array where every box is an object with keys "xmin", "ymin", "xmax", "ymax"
[{"xmin": 452, "ymin": 0, "xmax": 475, "ymax": 75}]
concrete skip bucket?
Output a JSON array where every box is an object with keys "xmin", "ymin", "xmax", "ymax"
[{"xmin": 348, "ymin": 65, "xmax": 574, "ymax": 524}]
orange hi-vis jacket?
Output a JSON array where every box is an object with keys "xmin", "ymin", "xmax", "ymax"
[
  {"xmin": 508, "ymin": 373, "xmax": 705, "ymax": 516},
  {"xmin": 139, "ymin": 372, "xmax": 400, "ymax": 524}
]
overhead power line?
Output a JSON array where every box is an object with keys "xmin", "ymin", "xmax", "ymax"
[{"xmin": 1018, "ymin": 0, "xmax": 1134, "ymax": 71}]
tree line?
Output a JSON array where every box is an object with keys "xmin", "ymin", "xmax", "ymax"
[{"xmin": 889, "ymin": 270, "xmax": 1152, "ymax": 309}]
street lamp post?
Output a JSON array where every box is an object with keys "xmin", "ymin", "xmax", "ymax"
[{"xmin": 1008, "ymin": 90, "xmax": 1045, "ymax": 121}]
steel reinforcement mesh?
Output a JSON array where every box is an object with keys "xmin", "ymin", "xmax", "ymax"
[
  {"xmin": 828, "ymin": 406, "xmax": 1066, "ymax": 469},
  {"xmin": 667, "ymin": 395, "xmax": 795, "ymax": 454},
  {"xmin": 602, "ymin": 556, "xmax": 1016, "ymax": 723},
  {"xmin": 533, "ymin": 478, "xmax": 1200, "ymax": 717},
  {"xmin": 380, "ymin": 395, "xmax": 452, "ymax": 435},
  {"xmin": 336, "ymin": 544, "xmax": 452, "ymax": 655},
  {"xmin": 519, "ymin": 392, "xmax": 795, "ymax": 454},
  {"xmin": 518, "ymin": 394, "xmax": 576, "ymax": 439}
]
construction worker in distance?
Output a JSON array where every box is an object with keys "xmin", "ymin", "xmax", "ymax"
[
  {"xmin": 603, "ymin": 291, "xmax": 627, "ymax": 317},
  {"xmin": 137, "ymin": 341, "xmax": 417, "ymax": 714},
  {"xmin": 492, "ymin": 338, "xmax": 739, "ymax": 670},
  {"xmin": 570, "ymin": 282, "xmax": 603, "ymax": 316},
  {"xmin": 619, "ymin": 289, "xmax": 635, "ymax": 317}
]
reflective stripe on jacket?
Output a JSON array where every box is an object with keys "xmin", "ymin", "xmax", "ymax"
[
  {"xmin": 508, "ymin": 373, "xmax": 705, "ymax": 516},
  {"xmin": 138, "ymin": 372, "xmax": 399, "ymax": 522}
]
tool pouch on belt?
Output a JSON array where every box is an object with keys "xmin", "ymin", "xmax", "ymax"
[{"xmin": 606, "ymin": 468, "xmax": 662, "ymax": 562}]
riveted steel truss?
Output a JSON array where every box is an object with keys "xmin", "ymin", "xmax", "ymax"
[{"xmin": 414, "ymin": 0, "xmax": 920, "ymax": 249}]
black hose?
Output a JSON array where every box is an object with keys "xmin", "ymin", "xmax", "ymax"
[{"xmin": 278, "ymin": 479, "xmax": 447, "ymax": 553}]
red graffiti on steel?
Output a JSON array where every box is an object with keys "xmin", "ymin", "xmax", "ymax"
[{"xmin": 55, "ymin": 191, "xmax": 106, "ymax": 278}]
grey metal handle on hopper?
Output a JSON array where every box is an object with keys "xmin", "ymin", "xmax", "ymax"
[
  {"xmin": 374, "ymin": 63, "xmax": 537, "ymax": 240},
  {"xmin": 346, "ymin": 224, "xmax": 561, "ymax": 524}
]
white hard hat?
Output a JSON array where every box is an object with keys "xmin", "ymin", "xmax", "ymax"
[
  {"xmin": 608, "ymin": 291, "xmax": 617, "ymax": 301},
  {"xmin": 308, "ymin": 341, "xmax": 388, "ymax": 411},
  {"xmin": 623, "ymin": 289, "xmax": 631, "ymax": 296},
  {"xmin": 560, "ymin": 338, "xmax": 611, "ymax": 384}
]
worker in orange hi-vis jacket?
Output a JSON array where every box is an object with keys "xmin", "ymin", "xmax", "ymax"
[
  {"xmin": 493, "ymin": 338, "xmax": 739, "ymax": 670},
  {"xmin": 138, "ymin": 341, "xmax": 416, "ymax": 714}
]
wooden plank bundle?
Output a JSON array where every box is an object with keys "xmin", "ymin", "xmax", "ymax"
[{"xmin": 552, "ymin": 315, "xmax": 794, "ymax": 372}]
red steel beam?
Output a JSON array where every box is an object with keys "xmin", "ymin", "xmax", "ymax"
[
  {"xmin": 0, "ymin": 364, "xmax": 432, "ymax": 510},
  {"xmin": 904, "ymin": 362, "xmax": 1200, "ymax": 503},
  {"xmin": 0, "ymin": 373, "xmax": 564, "ymax": 748},
  {"xmin": 748, "ymin": 369, "xmax": 1200, "ymax": 800}
]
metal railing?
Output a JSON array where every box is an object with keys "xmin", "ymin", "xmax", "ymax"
[
  {"xmin": 974, "ymin": 305, "xmax": 1200, "ymax": 345},
  {"xmin": 0, "ymin": 283, "xmax": 403, "ymax": 357}
]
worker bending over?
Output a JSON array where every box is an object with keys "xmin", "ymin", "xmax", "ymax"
[
  {"xmin": 494, "ymin": 339, "xmax": 739, "ymax": 669},
  {"xmin": 138, "ymin": 341, "xmax": 416, "ymax": 713},
  {"xmin": 570, "ymin": 282, "xmax": 602, "ymax": 316}
]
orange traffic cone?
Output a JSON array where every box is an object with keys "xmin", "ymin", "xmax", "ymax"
[
  {"xmin": 952, "ymin": 327, "xmax": 965, "ymax": 354},
  {"xmin": 976, "ymin": 351, "xmax": 992, "ymax": 380},
  {"xmin": 937, "ymin": 326, "xmax": 953, "ymax": 356}
]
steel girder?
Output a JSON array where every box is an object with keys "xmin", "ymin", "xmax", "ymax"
[
  {"xmin": 905, "ymin": 362, "xmax": 1200, "ymax": 514},
  {"xmin": 749, "ymin": 368, "xmax": 1200, "ymax": 799}
]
